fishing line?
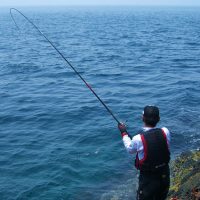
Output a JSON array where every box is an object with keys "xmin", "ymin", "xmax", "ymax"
[{"xmin": 10, "ymin": 8, "xmax": 120, "ymax": 124}]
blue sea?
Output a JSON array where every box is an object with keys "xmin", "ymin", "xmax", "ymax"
[{"xmin": 0, "ymin": 6, "xmax": 200, "ymax": 200}]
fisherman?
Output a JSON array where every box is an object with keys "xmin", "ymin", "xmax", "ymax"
[{"xmin": 118, "ymin": 105, "xmax": 170, "ymax": 200}]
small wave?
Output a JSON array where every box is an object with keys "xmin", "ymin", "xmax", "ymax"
[{"xmin": 101, "ymin": 178, "xmax": 137, "ymax": 200}]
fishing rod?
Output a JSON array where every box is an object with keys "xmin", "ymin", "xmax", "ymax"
[{"xmin": 10, "ymin": 8, "xmax": 120, "ymax": 124}]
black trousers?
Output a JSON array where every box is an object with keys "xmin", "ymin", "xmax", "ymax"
[{"xmin": 136, "ymin": 166, "xmax": 170, "ymax": 200}]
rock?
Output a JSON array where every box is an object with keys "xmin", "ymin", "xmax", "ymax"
[{"xmin": 168, "ymin": 149, "xmax": 200, "ymax": 200}]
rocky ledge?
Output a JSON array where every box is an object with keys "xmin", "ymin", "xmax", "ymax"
[{"xmin": 168, "ymin": 150, "xmax": 200, "ymax": 200}]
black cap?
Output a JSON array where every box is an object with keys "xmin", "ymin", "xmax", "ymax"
[{"xmin": 143, "ymin": 105, "xmax": 159, "ymax": 120}]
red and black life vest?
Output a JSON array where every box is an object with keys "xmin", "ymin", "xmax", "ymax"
[{"xmin": 135, "ymin": 128, "xmax": 170, "ymax": 172}]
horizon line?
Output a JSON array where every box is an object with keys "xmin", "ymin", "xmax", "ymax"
[{"xmin": 1, "ymin": 4, "xmax": 200, "ymax": 7}]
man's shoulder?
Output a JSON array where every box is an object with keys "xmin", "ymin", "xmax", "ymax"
[
  {"xmin": 135, "ymin": 127, "xmax": 170, "ymax": 136},
  {"xmin": 161, "ymin": 127, "xmax": 170, "ymax": 134},
  {"xmin": 161, "ymin": 127, "xmax": 171, "ymax": 143},
  {"xmin": 132, "ymin": 133, "xmax": 142, "ymax": 142}
]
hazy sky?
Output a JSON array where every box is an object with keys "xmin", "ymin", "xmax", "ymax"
[{"xmin": 1, "ymin": 0, "xmax": 200, "ymax": 6}]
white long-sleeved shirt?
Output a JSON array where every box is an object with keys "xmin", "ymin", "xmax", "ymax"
[{"xmin": 122, "ymin": 127, "xmax": 170, "ymax": 160}]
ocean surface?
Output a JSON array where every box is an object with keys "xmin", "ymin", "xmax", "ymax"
[{"xmin": 0, "ymin": 6, "xmax": 200, "ymax": 200}]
